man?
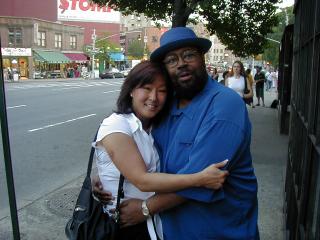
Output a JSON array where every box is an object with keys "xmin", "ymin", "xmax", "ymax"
[
  {"xmin": 94, "ymin": 27, "xmax": 259, "ymax": 239},
  {"xmin": 254, "ymin": 66, "xmax": 265, "ymax": 106}
]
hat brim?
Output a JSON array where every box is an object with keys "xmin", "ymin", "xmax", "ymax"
[{"xmin": 150, "ymin": 38, "xmax": 212, "ymax": 62}]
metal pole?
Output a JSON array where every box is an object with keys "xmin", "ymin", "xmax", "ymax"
[
  {"xmin": 0, "ymin": 38, "xmax": 21, "ymax": 239},
  {"xmin": 91, "ymin": 29, "xmax": 96, "ymax": 79}
]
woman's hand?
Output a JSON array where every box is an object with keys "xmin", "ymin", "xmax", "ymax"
[
  {"xmin": 200, "ymin": 160, "xmax": 229, "ymax": 189},
  {"xmin": 91, "ymin": 176, "xmax": 115, "ymax": 204}
]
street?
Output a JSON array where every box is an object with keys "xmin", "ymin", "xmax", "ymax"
[{"xmin": 0, "ymin": 79, "xmax": 123, "ymax": 219}]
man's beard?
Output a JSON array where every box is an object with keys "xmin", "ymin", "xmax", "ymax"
[{"xmin": 172, "ymin": 65, "xmax": 208, "ymax": 100}]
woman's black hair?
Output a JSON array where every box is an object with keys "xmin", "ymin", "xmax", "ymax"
[{"xmin": 115, "ymin": 60, "xmax": 173, "ymax": 126}]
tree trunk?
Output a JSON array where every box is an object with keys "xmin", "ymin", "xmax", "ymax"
[{"xmin": 172, "ymin": 0, "xmax": 189, "ymax": 27}]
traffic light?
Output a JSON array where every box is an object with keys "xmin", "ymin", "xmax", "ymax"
[{"xmin": 137, "ymin": 34, "xmax": 141, "ymax": 40}]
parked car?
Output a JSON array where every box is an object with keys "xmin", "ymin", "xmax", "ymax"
[
  {"xmin": 120, "ymin": 68, "xmax": 132, "ymax": 77},
  {"xmin": 99, "ymin": 71, "xmax": 125, "ymax": 79}
]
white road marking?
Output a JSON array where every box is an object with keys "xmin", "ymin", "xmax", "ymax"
[
  {"xmin": 7, "ymin": 105, "xmax": 27, "ymax": 109},
  {"xmin": 103, "ymin": 90, "xmax": 121, "ymax": 94},
  {"xmin": 28, "ymin": 114, "xmax": 96, "ymax": 132}
]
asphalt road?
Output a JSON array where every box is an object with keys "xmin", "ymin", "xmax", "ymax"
[{"xmin": 0, "ymin": 79, "xmax": 123, "ymax": 219}]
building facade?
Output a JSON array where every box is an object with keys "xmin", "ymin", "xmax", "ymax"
[
  {"xmin": 0, "ymin": 0, "xmax": 121, "ymax": 45},
  {"xmin": 0, "ymin": 16, "xmax": 86, "ymax": 79}
]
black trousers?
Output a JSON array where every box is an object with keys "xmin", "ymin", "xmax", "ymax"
[{"xmin": 116, "ymin": 221, "xmax": 150, "ymax": 240}]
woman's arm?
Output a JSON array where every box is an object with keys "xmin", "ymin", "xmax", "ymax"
[
  {"xmin": 225, "ymin": 77, "xmax": 229, "ymax": 87},
  {"xmin": 99, "ymin": 132, "xmax": 228, "ymax": 193},
  {"xmin": 243, "ymin": 77, "xmax": 253, "ymax": 98}
]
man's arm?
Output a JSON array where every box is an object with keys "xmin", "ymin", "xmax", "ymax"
[{"xmin": 120, "ymin": 193, "xmax": 186, "ymax": 227}]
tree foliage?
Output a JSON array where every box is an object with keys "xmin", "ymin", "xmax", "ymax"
[
  {"xmin": 83, "ymin": 35, "xmax": 121, "ymax": 65},
  {"xmin": 127, "ymin": 39, "xmax": 145, "ymax": 59},
  {"xmin": 92, "ymin": 0, "xmax": 280, "ymax": 57},
  {"xmin": 262, "ymin": 6, "xmax": 294, "ymax": 67}
]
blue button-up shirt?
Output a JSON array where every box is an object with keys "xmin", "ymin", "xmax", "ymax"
[{"xmin": 153, "ymin": 78, "xmax": 259, "ymax": 239}]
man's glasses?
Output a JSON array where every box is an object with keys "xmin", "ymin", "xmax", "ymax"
[{"xmin": 163, "ymin": 49, "xmax": 200, "ymax": 68}]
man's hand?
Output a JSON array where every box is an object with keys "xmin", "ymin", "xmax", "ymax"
[
  {"xmin": 201, "ymin": 160, "xmax": 229, "ymax": 189},
  {"xmin": 119, "ymin": 199, "xmax": 146, "ymax": 227},
  {"xmin": 91, "ymin": 176, "xmax": 114, "ymax": 204}
]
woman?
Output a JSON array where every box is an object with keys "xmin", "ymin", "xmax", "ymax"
[
  {"xmin": 93, "ymin": 61, "xmax": 228, "ymax": 240},
  {"xmin": 211, "ymin": 67, "xmax": 219, "ymax": 81},
  {"xmin": 245, "ymin": 68, "xmax": 255, "ymax": 108},
  {"xmin": 225, "ymin": 61, "xmax": 253, "ymax": 104}
]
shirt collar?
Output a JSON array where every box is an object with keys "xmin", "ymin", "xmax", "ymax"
[
  {"xmin": 171, "ymin": 76, "xmax": 213, "ymax": 120},
  {"xmin": 127, "ymin": 113, "xmax": 143, "ymax": 133},
  {"xmin": 127, "ymin": 113, "xmax": 153, "ymax": 134}
]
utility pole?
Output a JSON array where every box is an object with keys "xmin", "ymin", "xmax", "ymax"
[
  {"xmin": 143, "ymin": 28, "xmax": 148, "ymax": 60},
  {"xmin": 91, "ymin": 29, "xmax": 98, "ymax": 79}
]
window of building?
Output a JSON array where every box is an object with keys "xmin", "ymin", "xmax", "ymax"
[
  {"xmin": 37, "ymin": 31, "xmax": 46, "ymax": 47},
  {"xmin": 55, "ymin": 33, "xmax": 62, "ymax": 49},
  {"xmin": 8, "ymin": 27, "xmax": 23, "ymax": 47},
  {"xmin": 70, "ymin": 35, "xmax": 77, "ymax": 49},
  {"xmin": 152, "ymin": 36, "xmax": 158, "ymax": 42},
  {"xmin": 220, "ymin": 49, "xmax": 223, "ymax": 53}
]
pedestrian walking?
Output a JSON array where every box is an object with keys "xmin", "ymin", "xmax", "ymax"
[
  {"xmin": 211, "ymin": 67, "xmax": 219, "ymax": 81},
  {"xmin": 254, "ymin": 66, "xmax": 265, "ymax": 106},
  {"xmin": 225, "ymin": 60, "xmax": 253, "ymax": 106},
  {"xmin": 246, "ymin": 68, "xmax": 255, "ymax": 108}
]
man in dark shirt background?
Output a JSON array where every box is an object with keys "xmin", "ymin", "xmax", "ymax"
[{"xmin": 254, "ymin": 66, "xmax": 265, "ymax": 107}]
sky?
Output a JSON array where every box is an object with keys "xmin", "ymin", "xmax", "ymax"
[{"xmin": 277, "ymin": 0, "xmax": 294, "ymax": 8}]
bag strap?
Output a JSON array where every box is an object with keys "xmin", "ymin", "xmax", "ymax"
[
  {"xmin": 113, "ymin": 174, "xmax": 124, "ymax": 223},
  {"xmin": 86, "ymin": 130, "xmax": 99, "ymax": 177},
  {"xmin": 244, "ymin": 75, "xmax": 248, "ymax": 91}
]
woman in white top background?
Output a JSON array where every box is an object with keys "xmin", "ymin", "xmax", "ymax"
[
  {"xmin": 225, "ymin": 60, "xmax": 253, "ymax": 102},
  {"xmin": 92, "ymin": 61, "xmax": 229, "ymax": 240}
]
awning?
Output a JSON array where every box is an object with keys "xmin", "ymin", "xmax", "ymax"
[
  {"xmin": 108, "ymin": 52, "xmax": 125, "ymax": 62},
  {"xmin": 64, "ymin": 53, "xmax": 88, "ymax": 63},
  {"xmin": 33, "ymin": 49, "xmax": 71, "ymax": 63}
]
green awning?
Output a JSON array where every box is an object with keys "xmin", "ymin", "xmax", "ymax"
[{"xmin": 33, "ymin": 49, "xmax": 71, "ymax": 63}]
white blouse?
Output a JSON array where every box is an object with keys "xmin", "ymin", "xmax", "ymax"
[
  {"xmin": 227, "ymin": 75, "xmax": 245, "ymax": 96},
  {"xmin": 93, "ymin": 113, "xmax": 162, "ymax": 240}
]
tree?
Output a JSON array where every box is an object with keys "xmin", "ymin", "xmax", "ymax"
[
  {"xmin": 92, "ymin": 0, "xmax": 280, "ymax": 57},
  {"xmin": 262, "ymin": 6, "xmax": 294, "ymax": 67},
  {"xmin": 83, "ymin": 34, "xmax": 122, "ymax": 70},
  {"xmin": 127, "ymin": 39, "xmax": 145, "ymax": 59}
]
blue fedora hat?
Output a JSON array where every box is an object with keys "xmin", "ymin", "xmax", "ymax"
[{"xmin": 150, "ymin": 27, "xmax": 212, "ymax": 62}]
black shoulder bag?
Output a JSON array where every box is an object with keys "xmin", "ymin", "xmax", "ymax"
[{"xmin": 65, "ymin": 132, "xmax": 124, "ymax": 240}]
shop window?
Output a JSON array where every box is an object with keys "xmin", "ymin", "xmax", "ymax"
[
  {"xmin": 70, "ymin": 35, "xmax": 77, "ymax": 49},
  {"xmin": 55, "ymin": 33, "xmax": 62, "ymax": 49},
  {"xmin": 8, "ymin": 27, "xmax": 22, "ymax": 47},
  {"xmin": 37, "ymin": 31, "xmax": 46, "ymax": 47}
]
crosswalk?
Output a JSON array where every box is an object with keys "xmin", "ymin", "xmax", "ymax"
[{"xmin": 5, "ymin": 80, "xmax": 124, "ymax": 91}]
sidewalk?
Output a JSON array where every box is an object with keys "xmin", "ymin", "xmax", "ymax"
[{"xmin": 0, "ymin": 89, "xmax": 288, "ymax": 240}]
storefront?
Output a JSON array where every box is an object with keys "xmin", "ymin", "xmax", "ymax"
[
  {"xmin": 1, "ymin": 48, "xmax": 32, "ymax": 80},
  {"xmin": 33, "ymin": 49, "xmax": 71, "ymax": 78},
  {"xmin": 63, "ymin": 53, "xmax": 89, "ymax": 78},
  {"xmin": 108, "ymin": 51, "xmax": 126, "ymax": 71}
]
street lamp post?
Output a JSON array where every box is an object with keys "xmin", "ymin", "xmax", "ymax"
[
  {"xmin": 89, "ymin": 30, "xmax": 143, "ymax": 78},
  {"xmin": 91, "ymin": 29, "xmax": 98, "ymax": 78}
]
